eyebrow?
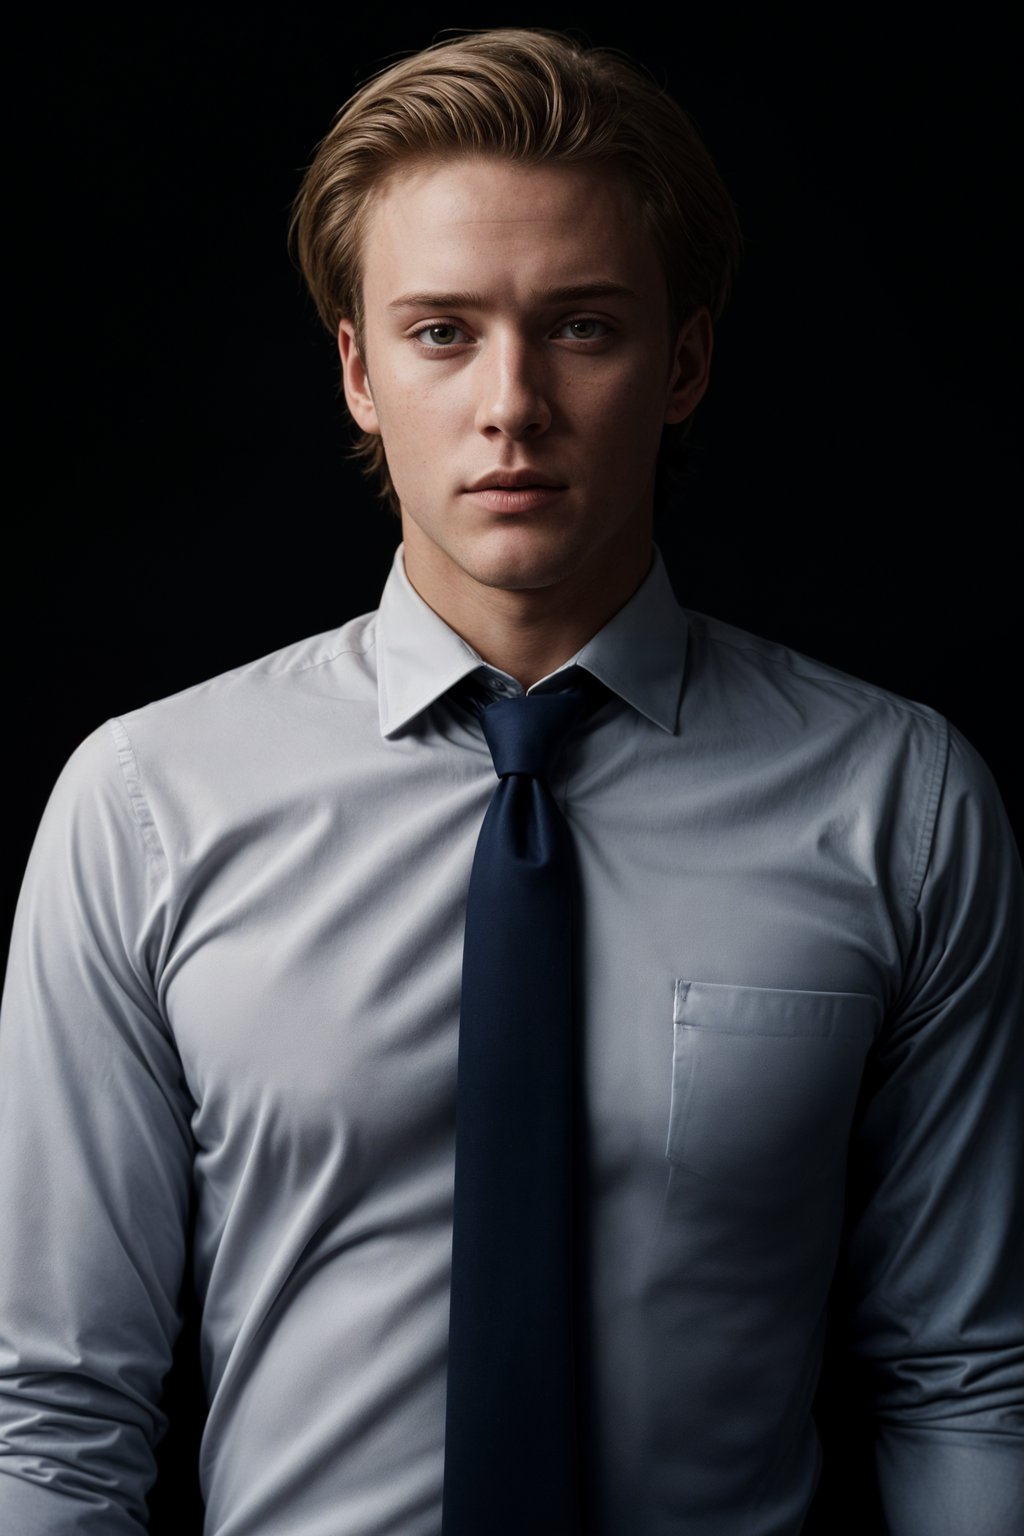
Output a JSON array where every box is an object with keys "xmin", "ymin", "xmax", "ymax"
[{"xmin": 387, "ymin": 281, "xmax": 638, "ymax": 311}]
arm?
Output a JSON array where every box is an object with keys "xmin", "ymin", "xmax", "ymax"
[
  {"xmin": 837, "ymin": 721, "xmax": 1024, "ymax": 1534},
  {"xmin": 0, "ymin": 720, "xmax": 194, "ymax": 1533}
]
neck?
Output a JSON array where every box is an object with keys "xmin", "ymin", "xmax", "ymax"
[{"xmin": 399, "ymin": 517, "xmax": 654, "ymax": 691}]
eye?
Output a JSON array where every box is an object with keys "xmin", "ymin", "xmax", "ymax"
[
  {"xmin": 413, "ymin": 323, "xmax": 470, "ymax": 348},
  {"xmin": 557, "ymin": 318, "xmax": 609, "ymax": 341}
]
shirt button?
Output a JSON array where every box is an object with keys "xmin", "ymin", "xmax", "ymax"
[{"xmin": 485, "ymin": 676, "xmax": 520, "ymax": 697}]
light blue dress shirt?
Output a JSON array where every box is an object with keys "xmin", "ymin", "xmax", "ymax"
[{"xmin": 1, "ymin": 541, "xmax": 1021, "ymax": 1534}]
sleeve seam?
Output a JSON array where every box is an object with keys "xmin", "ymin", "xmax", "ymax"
[
  {"xmin": 107, "ymin": 717, "xmax": 170, "ymax": 880},
  {"xmin": 905, "ymin": 711, "xmax": 949, "ymax": 910}
]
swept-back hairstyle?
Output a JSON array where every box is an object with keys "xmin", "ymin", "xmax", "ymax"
[{"xmin": 289, "ymin": 27, "xmax": 742, "ymax": 515}]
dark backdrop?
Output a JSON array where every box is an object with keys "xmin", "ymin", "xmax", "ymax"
[{"xmin": 8, "ymin": 6, "xmax": 1020, "ymax": 1532}]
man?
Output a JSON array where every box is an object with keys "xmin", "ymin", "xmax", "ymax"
[{"xmin": 1, "ymin": 26, "xmax": 1020, "ymax": 1536}]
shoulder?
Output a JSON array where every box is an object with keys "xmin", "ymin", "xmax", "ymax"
[
  {"xmin": 685, "ymin": 608, "xmax": 1007, "ymax": 813},
  {"xmin": 682, "ymin": 609, "xmax": 1020, "ymax": 908},
  {"xmin": 678, "ymin": 610, "xmax": 973, "ymax": 912},
  {"xmin": 92, "ymin": 606, "xmax": 380, "ymax": 781},
  {"xmin": 685, "ymin": 608, "xmax": 938, "ymax": 727},
  {"xmin": 40, "ymin": 606, "xmax": 382, "ymax": 860},
  {"xmin": 118, "ymin": 606, "xmax": 380, "ymax": 743},
  {"xmin": 682, "ymin": 607, "xmax": 949, "ymax": 770}
]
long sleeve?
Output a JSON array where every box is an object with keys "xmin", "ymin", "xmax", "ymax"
[
  {"xmin": 836, "ymin": 722, "xmax": 1024, "ymax": 1533},
  {"xmin": 0, "ymin": 720, "xmax": 194, "ymax": 1533}
]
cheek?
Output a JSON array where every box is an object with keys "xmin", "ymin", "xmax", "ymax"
[
  {"xmin": 381, "ymin": 364, "xmax": 469, "ymax": 433},
  {"xmin": 373, "ymin": 381, "xmax": 457, "ymax": 505},
  {"xmin": 370, "ymin": 373, "xmax": 443, "ymax": 459},
  {"xmin": 577, "ymin": 373, "xmax": 668, "ymax": 460}
]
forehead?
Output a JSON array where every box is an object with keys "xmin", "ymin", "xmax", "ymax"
[{"xmin": 358, "ymin": 154, "xmax": 666, "ymax": 310}]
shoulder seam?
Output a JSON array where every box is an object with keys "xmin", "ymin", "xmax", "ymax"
[
  {"xmin": 119, "ymin": 620, "xmax": 380, "ymax": 720},
  {"xmin": 690, "ymin": 618, "xmax": 936, "ymax": 723},
  {"xmin": 272, "ymin": 621, "xmax": 378, "ymax": 679},
  {"xmin": 107, "ymin": 717, "xmax": 169, "ymax": 878}
]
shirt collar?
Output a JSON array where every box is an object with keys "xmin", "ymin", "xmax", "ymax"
[{"xmin": 376, "ymin": 541, "xmax": 689, "ymax": 739}]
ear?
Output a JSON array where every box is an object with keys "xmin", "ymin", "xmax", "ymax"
[
  {"xmin": 664, "ymin": 306, "xmax": 714, "ymax": 425},
  {"xmin": 338, "ymin": 319, "xmax": 381, "ymax": 435}
]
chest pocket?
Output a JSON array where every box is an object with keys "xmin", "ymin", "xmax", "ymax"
[{"xmin": 667, "ymin": 980, "xmax": 880, "ymax": 1193}]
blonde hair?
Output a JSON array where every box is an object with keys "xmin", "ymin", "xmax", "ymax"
[{"xmin": 289, "ymin": 27, "xmax": 742, "ymax": 514}]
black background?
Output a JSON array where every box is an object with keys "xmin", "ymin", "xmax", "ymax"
[{"xmin": 8, "ymin": 5, "xmax": 1020, "ymax": 1531}]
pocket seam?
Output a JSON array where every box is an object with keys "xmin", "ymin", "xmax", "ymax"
[{"xmin": 673, "ymin": 977, "xmax": 881, "ymax": 1038}]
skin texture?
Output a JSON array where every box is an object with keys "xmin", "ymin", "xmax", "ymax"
[{"xmin": 338, "ymin": 154, "xmax": 713, "ymax": 688}]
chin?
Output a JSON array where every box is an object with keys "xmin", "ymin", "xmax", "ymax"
[{"xmin": 466, "ymin": 531, "xmax": 583, "ymax": 592}]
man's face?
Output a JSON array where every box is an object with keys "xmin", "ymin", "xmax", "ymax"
[{"xmin": 339, "ymin": 154, "xmax": 710, "ymax": 604}]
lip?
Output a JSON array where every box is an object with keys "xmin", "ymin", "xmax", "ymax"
[
  {"xmin": 464, "ymin": 485, "xmax": 566, "ymax": 513},
  {"xmin": 463, "ymin": 468, "xmax": 567, "ymax": 514},
  {"xmin": 464, "ymin": 469, "xmax": 566, "ymax": 492}
]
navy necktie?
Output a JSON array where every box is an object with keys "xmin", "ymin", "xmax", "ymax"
[{"xmin": 441, "ymin": 666, "xmax": 605, "ymax": 1535}]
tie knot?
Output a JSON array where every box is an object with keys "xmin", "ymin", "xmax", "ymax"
[{"xmin": 459, "ymin": 667, "xmax": 604, "ymax": 781}]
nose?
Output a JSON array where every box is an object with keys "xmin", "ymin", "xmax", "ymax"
[{"xmin": 474, "ymin": 333, "xmax": 552, "ymax": 440}]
